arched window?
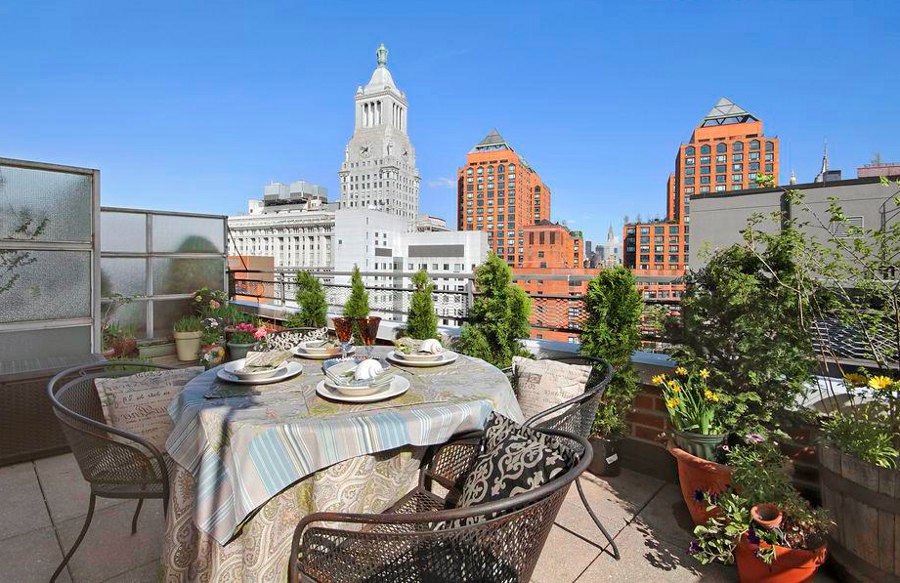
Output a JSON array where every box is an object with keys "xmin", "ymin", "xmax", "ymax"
[
  {"xmin": 477, "ymin": 167, "xmax": 484, "ymax": 175},
  {"xmin": 716, "ymin": 143, "xmax": 727, "ymax": 153},
  {"xmin": 765, "ymin": 141, "xmax": 774, "ymax": 152},
  {"xmin": 508, "ymin": 163, "xmax": 516, "ymax": 171},
  {"xmin": 750, "ymin": 140, "xmax": 760, "ymax": 150},
  {"xmin": 498, "ymin": 164, "xmax": 505, "ymax": 172},
  {"xmin": 466, "ymin": 168, "xmax": 473, "ymax": 176},
  {"xmin": 686, "ymin": 146, "xmax": 695, "ymax": 156},
  {"xmin": 733, "ymin": 141, "xmax": 744, "ymax": 152},
  {"xmin": 700, "ymin": 145, "xmax": 711, "ymax": 155},
  {"xmin": 534, "ymin": 185, "xmax": 541, "ymax": 193},
  {"xmin": 487, "ymin": 166, "xmax": 494, "ymax": 175}
]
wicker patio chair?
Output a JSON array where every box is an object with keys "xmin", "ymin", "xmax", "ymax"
[
  {"xmin": 254, "ymin": 326, "xmax": 327, "ymax": 351},
  {"xmin": 507, "ymin": 355, "xmax": 620, "ymax": 559},
  {"xmin": 289, "ymin": 428, "xmax": 592, "ymax": 583},
  {"xmin": 46, "ymin": 361, "xmax": 175, "ymax": 583}
]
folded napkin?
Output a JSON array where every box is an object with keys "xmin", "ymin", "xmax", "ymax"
[{"xmin": 244, "ymin": 350, "xmax": 293, "ymax": 370}]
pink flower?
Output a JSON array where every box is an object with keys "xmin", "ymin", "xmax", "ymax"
[
  {"xmin": 209, "ymin": 300, "xmax": 220, "ymax": 309},
  {"xmin": 235, "ymin": 322, "xmax": 255, "ymax": 332},
  {"xmin": 254, "ymin": 326, "xmax": 268, "ymax": 339}
]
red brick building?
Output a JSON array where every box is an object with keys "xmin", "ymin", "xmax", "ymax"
[
  {"xmin": 623, "ymin": 97, "xmax": 780, "ymax": 302},
  {"xmin": 457, "ymin": 129, "xmax": 550, "ymax": 268}
]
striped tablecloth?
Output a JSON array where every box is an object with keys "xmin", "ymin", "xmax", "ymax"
[{"xmin": 165, "ymin": 346, "xmax": 523, "ymax": 544}]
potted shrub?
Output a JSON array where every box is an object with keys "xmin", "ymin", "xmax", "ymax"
[
  {"xmin": 455, "ymin": 253, "xmax": 531, "ymax": 369},
  {"xmin": 657, "ymin": 366, "xmax": 758, "ymax": 525},
  {"xmin": 343, "ymin": 265, "xmax": 370, "ymax": 343},
  {"xmin": 173, "ymin": 316, "xmax": 204, "ymax": 361},
  {"xmin": 580, "ymin": 266, "xmax": 643, "ymax": 476},
  {"xmin": 405, "ymin": 269, "xmax": 438, "ymax": 340},
  {"xmin": 103, "ymin": 323, "xmax": 138, "ymax": 358},
  {"xmin": 226, "ymin": 322, "xmax": 267, "ymax": 360},
  {"xmin": 690, "ymin": 439, "xmax": 831, "ymax": 582},
  {"xmin": 287, "ymin": 271, "xmax": 329, "ymax": 328}
]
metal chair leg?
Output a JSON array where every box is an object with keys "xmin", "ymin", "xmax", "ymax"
[
  {"xmin": 577, "ymin": 477, "xmax": 620, "ymax": 560},
  {"xmin": 52, "ymin": 492, "xmax": 96, "ymax": 582},
  {"xmin": 131, "ymin": 498, "xmax": 144, "ymax": 535}
]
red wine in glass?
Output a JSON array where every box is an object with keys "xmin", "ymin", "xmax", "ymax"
[
  {"xmin": 333, "ymin": 317, "xmax": 354, "ymax": 359},
  {"xmin": 357, "ymin": 317, "xmax": 381, "ymax": 358}
]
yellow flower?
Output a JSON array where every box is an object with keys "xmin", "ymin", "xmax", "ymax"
[
  {"xmin": 704, "ymin": 389, "xmax": 720, "ymax": 402},
  {"xmin": 652, "ymin": 374, "xmax": 666, "ymax": 386},
  {"xmin": 843, "ymin": 373, "xmax": 868, "ymax": 387},
  {"xmin": 675, "ymin": 367, "xmax": 688, "ymax": 376},
  {"xmin": 699, "ymin": 368, "xmax": 710, "ymax": 380},
  {"xmin": 666, "ymin": 398, "xmax": 681, "ymax": 409},
  {"xmin": 667, "ymin": 380, "xmax": 680, "ymax": 391},
  {"xmin": 869, "ymin": 376, "xmax": 895, "ymax": 390},
  {"xmin": 671, "ymin": 386, "xmax": 682, "ymax": 394}
]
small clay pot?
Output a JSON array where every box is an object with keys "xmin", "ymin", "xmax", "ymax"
[{"xmin": 751, "ymin": 503, "xmax": 784, "ymax": 530}]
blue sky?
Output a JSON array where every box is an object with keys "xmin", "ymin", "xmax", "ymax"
[{"xmin": 2, "ymin": 1, "xmax": 898, "ymax": 244}]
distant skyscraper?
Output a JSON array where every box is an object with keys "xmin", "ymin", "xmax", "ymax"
[
  {"xmin": 456, "ymin": 129, "xmax": 550, "ymax": 268},
  {"xmin": 623, "ymin": 97, "xmax": 779, "ymax": 302},
  {"xmin": 339, "ymin": 43, "xmax": 420, "ymax": 220}
]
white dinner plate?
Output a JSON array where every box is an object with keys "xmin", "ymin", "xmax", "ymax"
[
  {"xmin": 216, "ymin": 361, "xmax": 303, "ymax": 384},
  {"xmin": 386, "ymin": 350, "xmax": 459, "ymax": 367},
  {"xmin": 292, "ymin": 345, "xmax": 355, "ymax": 360},
  {"xmin": 315, "ymin": 376, "xmax": 410, "ymax": 403}
]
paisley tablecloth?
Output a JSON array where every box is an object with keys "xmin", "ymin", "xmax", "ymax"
[{"xmin": 161, "ymin": 347, "xmax": 522, "ymax": 580}]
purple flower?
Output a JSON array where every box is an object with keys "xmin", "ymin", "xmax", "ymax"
[
  {"xmin": 688, "ymin": 540, "xmax": 701, "ymax": 555},
  {"xmin": 746, "ymin": 433, "xmax": 766, "ymax": 443},
  {"xmin": 693, "ymin": 489, "xmax": 705, "ymax": 502},
  {"xmin": 747, "ymin": 526, "xmax": 760, "ymax": 545}
]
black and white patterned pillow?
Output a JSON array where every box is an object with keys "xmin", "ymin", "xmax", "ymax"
[
  {"xmin": 456, "ymin": 412, "xmax": 573, "ymax": 509},
  {"xmin": 256, "ymin": 327, "xmax": 327, "ymax": 351}
]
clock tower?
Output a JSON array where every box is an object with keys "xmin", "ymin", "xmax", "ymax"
[{"xmin": 338, "ymin": 44, "xmax": 420, "ymax": 221}]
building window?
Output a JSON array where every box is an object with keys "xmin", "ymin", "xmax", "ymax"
[
  {"xmin": 765, "ymin": 153, "xmax": 774, "ymax": 162},
  {"xmin": 765, "ymin": 141, "xmax": 774, "ymax": 152},
  {"xmin": 716, "ymin": 185, "xmax": 726, "ymax": 192},
  {"xmin": 685, "ymin": 177, "xmax": 694, "ymax": 185},
  {"xmin": 654, "ymin": 255, "xmax": 664, "ymax": 263},
  {"xmin": 733, "ymin": 141, "xmax": 744, "ymax": 152},
  {"xmin": 685, "ymin": 167, "xmax": 695, "ymax": 175},
  {"xmin": 716, "ymin": 175, "xmax": 726, "ymax": 183},
  {"xmin": 700, "ymin": 186, "xmax": 710, "ymax": 193},
  {"xmin": 732, "ymin": 185, "xmax": 742, "ymax": 191},
  {"xmin": 466, "ymin": 168, "xmax": 473, "ymax": 176},
  {"xmin": 716, "ymin": 143, "xmax": 727, "ymax": 153},
  {"xmin": 750, "ymin": 162, "xmax": 760, "ymax": 171},
  {"xmin": 750, "ymin": 140, "xmax": 760, "ymax": 150},
  {"xmin": 748, "ymin": 173, "xmax": 757, "ymax": 181},
  {"xmin": 684, "ymin": 187, "xmax": 694, "ymax": 194},
  {"xmin": 716, "ymin": 164, "xmax": 726, "ymax": 173},
  {"xmin": 765, "ymin": 163, "xmax": 774, "ymax": 172},
  {"xmin": 700, "ymin": 145, "xmax": 711, "ymax": 154},
  {"xmin": 733, "ymin": 163, "xmax": 743, "ymax": 171},
  {"xmin": 716, "ymin": 155, "xmax": 726, "ymax": 163},
  {"xmin": 640, "ymin": 255, "xmax": 650, "ymax": 262},
  {"xmin": 732, "ymin": 173, "xmax": 742, "ymax": 182},
  {"xmin": 685, "ymin": 146, "xmax": 695, "ymax": 155},
  {"xmin": 685, "ymin": 157, "xmax": 695, "ymax": 166},
  {"xmin": 640, "ymin": 235, "xmax": 650, "ymax": 243},
  {"xmin": 640, "ymin": 227, "xmax": 650, "ymax": 234},
  {"xmin": 700, "ymin": 166, "xmax": 710, "ymax": 175},
  {"xmin": 749, "ymin": 152, "xmax": 760, "ymax": 161},
  {"xmin": 700, "ymin": 156, "xmax": 710, "ymax": 164},
  {"xmin": 733, "ymin": 153, "xmax": 743, "ymax": 162},
  {"xmin": 700, "ymin": 176, "xmax": 710, "ymax": 184}
]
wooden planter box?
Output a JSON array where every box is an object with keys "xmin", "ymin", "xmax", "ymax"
[{"xmin": 819, "ymin": 444, "xmax": 900, "ymax": 582}]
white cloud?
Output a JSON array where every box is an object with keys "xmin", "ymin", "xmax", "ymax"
[{"xmin": 426, "ymin": 176, "xmax": 456, "ymax": 189}]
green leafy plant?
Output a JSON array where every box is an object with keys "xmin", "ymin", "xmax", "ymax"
[
  {"xmin": 455, "ymin": 253, "xmax": 531, "ymax": 369},
  {"xmin": 824, "ymin": 371, "xmax": 900, "ymax": 468},
  {"xmin": 406, "ymin": 269, "xmax": 438, "ymax": 340},
  {"xmin": 672, "ymin": 228, "xmax": 814, "ymax": 433},
  {"xmin": 229, "ymin": 322, "xmax": 265, "ymax": 344},
  {"xmin": 343, "ymin": 265, "xmax": 370, "ymax": 341},
  {"xmin": 690, "ymin": 439, "xmax": 831, "ymax": 566},
  {"xmin": 174, "ymin": 316, "xmax": 204, "ymax": 333},
  {"xmin": 193, "ymin": 287, "xmax": 228, "ymax": 316},
  {"xmin": 293, "ymin": 271, "xmax": 328, "ymax": 328},
  {"xmin": 580, "ymin": 266, "xmax": 642, "ymax": 437}
]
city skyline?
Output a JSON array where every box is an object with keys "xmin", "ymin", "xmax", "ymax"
[{"xmin": 2, "ymin": 1, "xmax": 898, "ymax": 244}]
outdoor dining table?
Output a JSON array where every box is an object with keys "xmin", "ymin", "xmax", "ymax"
[{"xmin": 160, "ymin": 345, "xmax": 523, "ymax": 582}]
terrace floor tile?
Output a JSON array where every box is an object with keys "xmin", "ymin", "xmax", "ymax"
[
  {"xmin": 0, "ymin": 525, "xmax": 72, "ymax": 583},
  {"xmin": 0, "ymin": 461, "xmax": 52, "ymax": 541}
]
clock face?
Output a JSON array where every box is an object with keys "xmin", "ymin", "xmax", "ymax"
[{"xmin": 359, "ymin": 143, "xmax": 371, "ymax": 158}]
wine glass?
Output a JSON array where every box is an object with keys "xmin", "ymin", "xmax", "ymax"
[
  {"xmin": 333, "ymin": 317, "xmax": 354, "ymax": 359},
  {"xmin": 357, "ymin": 316, "xmax": 381, "ymax": 358}
]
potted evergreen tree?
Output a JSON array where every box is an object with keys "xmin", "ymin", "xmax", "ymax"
[
  {"xmin": 405, "ymin": 269, "xmax": 438, "ymax": 340},
  {"xmin": 288, "ymin": 271, "xmax": 328, "ymax": 328},
  {"xmin": 343, "ymin": 265, "xmax": 370, "ymax": 342},
  {"xmin": 455, "ymin": 253, "xmax": 531, "ymax": 369},
  {"xmin": 580, "ymin": 266, "xmax": 642, "ymax": 476}
]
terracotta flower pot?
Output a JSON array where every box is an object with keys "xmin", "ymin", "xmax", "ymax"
[
  {"xmin": 735, "ymin": 533, "xmax": 826, "ymax": 583},
  {"xmin": 668, "ymin": 444, "xmax": 733, "ymax": 525},
  {"xmin": 751, "ymin": 503, "xmax": 784, "ymax": 530}
]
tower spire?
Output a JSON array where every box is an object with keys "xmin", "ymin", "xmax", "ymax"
[
  {"xmin": 376, "ymin": 43, "xmax": 388, "ymax": 68},
  {"xmin": 815, "ymin": 140, "xmax": 829, "ymax": 183}
]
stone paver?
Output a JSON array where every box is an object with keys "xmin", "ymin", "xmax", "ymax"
[{"xmin": 0, "ymin": 453, "xmax": 844, "ymax": 582}]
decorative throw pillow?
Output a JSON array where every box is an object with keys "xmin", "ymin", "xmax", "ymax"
[
  {"xmin": 95, "ymin": 367, "xmax": 203, "ymax": 453},
  {"xmin": 456, "ymin": 412, "xmax": 573, "ymax": 509},
  {"xmin": 512, "ymin": 356, "xmax": 591, "ymax": 422}
]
